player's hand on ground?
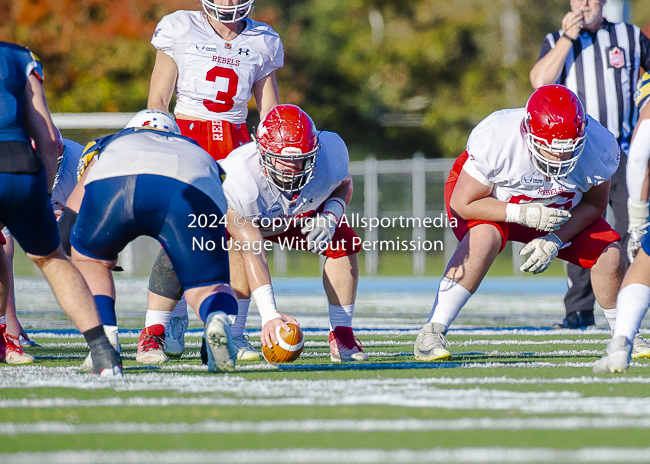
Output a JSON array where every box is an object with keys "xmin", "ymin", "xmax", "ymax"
[
  {"xmin": 520, "ymin": 233, "xmax": 563, "ymax": 274},
  {"xmin": 301, "ymin": 213, "xmax": 338, "ymax": 255},
  {"xmin": 561, "ymin": 10, "xmax": 583, "ymax": 40},
  {"xmin": 506, "ymin": 203, "xmax": 570, "ymax": 232},
  {"xmin": 261, "ymin": 315, "xmax": 293, "ymax": 348}
]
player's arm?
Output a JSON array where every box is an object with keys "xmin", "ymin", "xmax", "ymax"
[
  {"xmin": 529, "ymin": 11, "xmax": 583, "ymax": 88},
  {"xmin": 225, "ymin": 208, "xmax": 296, "ymax": 347},
  {"xmin": 147, "ymin": 50, "xmax": 178, "ymax": 114},
  {"xmin": 301, "ymin": 176, "xmax": 353, "ymax": 254},
  {"xmin": 23, "ymin": 73, "xmax": 59, "ymax": 193},
  {"xmin": 252, "ymin": 71, "xmax": 280, "ymax": 120},
  {"xmin": 554, "ymin": 179, "xmax": 611, "ymax": 244},
  {"xmin": 451, "ymin": 168, "xmax": 570, "ymax": 231}
]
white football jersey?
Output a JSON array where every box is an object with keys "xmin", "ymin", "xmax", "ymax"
[
  {"xmin": 463, "ymin": 108, "xmax": 620, "ymax": 210},
  {"xmin": 221, "ymin": 131, "xmax": 349, "ymax": 237},
  {"xmin": 151, "ymin": 10, "xmax": 284, "ymax": 124},
  {"xmin": 85, "ymin": 129, "xmax": 227, "ymax": 213},
  {"xmin": 51, "ymin": 138, "xmax": 84, "ymax": 209}
]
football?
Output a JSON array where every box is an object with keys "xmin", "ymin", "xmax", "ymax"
[{"xmin": 261, "ymin": 323, "xmax": 305, "ymax": 363}]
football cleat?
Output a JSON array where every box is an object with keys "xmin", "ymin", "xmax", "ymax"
[
  {"xmin": 0, "ymin": 325, "xmax": 7, "ymax": 362},
  {"xmin": 329, "ymin": 326, "xmax": 368, "ymax": 362},
  {"xmin": 593, "ymin": 336, "xmax": 632, "ymax": 374},
  {"xmin": 632, "ymin": 333, "xmax": 650, "ymax": 359},
  {"xmin": 551, "ymin": 310, "xmax": 595, "ymax": 330},
  {"xmin": 81, "ymin": 326, "xmax": 120, "ymax": 371},
  {"xmin": 205, "ymin": 312, "xmax": 237, "ymax": 372},
  {"xmin": 414, "ymin": 322, "xmax": 452, "ymax": 361},
  {"xmin": 136, "ymin": 324, "xmax": 168, "ymax": 364},
  {"xmin": 88, "ymin": 337, "xmax": 123, "ymax": 377},
  {"xmin": 3, "ymin": 329, "xmax": 35, "ymax": 364},
  {"xmin": 233, "ymin": 334, "xmax": 262, "ymax": 361},
  {"xmin": 164, "ymin": 315, "xmax": 188, "ymax": 358}
]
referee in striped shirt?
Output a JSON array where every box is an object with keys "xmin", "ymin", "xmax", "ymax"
[{"xmin": 530, "ymin": 0, "xmax": 650, "ymax": 330}]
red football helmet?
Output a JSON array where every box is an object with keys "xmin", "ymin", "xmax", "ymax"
[
  {"xmin": 523, "ymin": 85, "xmax": 587, "ymax": 178},
  {"xmin": 257, "ymin": 105, "xmax": 320, "ymax": 192}
]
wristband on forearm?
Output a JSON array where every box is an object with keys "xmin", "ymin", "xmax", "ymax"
[
  {"xmin": 504, "ymin": 203, "xmax": 521, "ymax": 223},
  {"xmin": 251, "ymin": 284, "xmax": 282, "ymax": 326},
  {"xmin": 322, "ymin": 197, "xmax": 346, "ymax": 222}
]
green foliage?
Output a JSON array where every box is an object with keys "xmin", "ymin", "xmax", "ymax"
[{"xmin": 3, "ymin": 0, "xmax": 650, "ymax": 159}]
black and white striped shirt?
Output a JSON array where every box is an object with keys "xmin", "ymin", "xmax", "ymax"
[{"xmin": 538, "ymin": 20, "xmax": 650, "ymax": 154}]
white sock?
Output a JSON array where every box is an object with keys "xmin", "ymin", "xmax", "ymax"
[
  {"xmin": 602, "ymin": 307, "xmax": 617, "ymax": 332},
  {"xmin": 170, "ymin": 295, "xmax": 188, "ymax": 318},
  {"xmin": 145, "ymin": 310, "xmax": 172, "ymax": 329},
  {"xmin": 613, "ymin": 284, "xmax": 650, "ymax": 343},
  {"xmin": 428, "ymin": 277, "xmax": 472, "ymax": 327},
  {"xmin": 329, "ymin": 303, "xmax": 354, "ymax": 330},
  {"xmin": 230, "ymin": 299, "xmax": 250, "ymax": 337},
  {"xmin": 0, "ymin": 315, "xmax": 6, "ymax": 325}
]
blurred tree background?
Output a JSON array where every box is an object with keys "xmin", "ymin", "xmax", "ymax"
[{"xmin": 1, "ymin": 0, "xmax": 649, "ymax": 159}]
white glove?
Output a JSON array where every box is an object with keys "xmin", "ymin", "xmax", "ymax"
[
  {"xmin": 627, "ymin": 199, "xmax": 650, "ymax": 263},
  {"xmin": 301, "ymin": 212, "xmax": 338, "ymax": 254},
  {"xmin": 505, "ymin": 203, "xmax": 571, "ymax": 232},
  {"xmin": 519, "ymin": 233, "xmax": 563, "ymax": 274}
]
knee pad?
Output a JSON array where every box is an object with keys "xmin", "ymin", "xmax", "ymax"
[
  {"xmin": 148, "ymin": 248, "xmax": 184, "ymax": 300},
  {"xmin": 58, "ymin": 209, "xmax": 78, "ymax": 256}
]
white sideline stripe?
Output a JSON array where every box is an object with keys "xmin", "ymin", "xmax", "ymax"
[
  {"xmin": 36, "ymin": 339, "xmax": 613, "ymax": 349},
  {"xmin": 2, "ymin": 416, "xmax": 650, "ymax": 435},
  {"xmin": 4, "ymin": 371, "xmax": 650, "ymax": 415},
  {"xmin": 25, "ymin": 328, "xmax": 627, "ymax": 339},
  {"xmin": 5, "ymin": 448, "xmax": 650, "ymax": 464}
]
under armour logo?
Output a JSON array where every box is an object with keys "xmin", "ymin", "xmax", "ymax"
[{"xmin": 238, "ymin": 48, "xmax": 249, "ymax": 56}]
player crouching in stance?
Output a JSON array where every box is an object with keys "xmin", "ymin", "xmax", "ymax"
[
  {"xmin": 223, "ymin": 104, "xmax": 368, "ymax": 362},
  {"xmin": 70, "ymin": 110, "xmax": 239, "ymax": 372},
  {"xmin": 594, "ymin": 73, "xmax": 650, "ymax": 373},
  {"xmin": 414, "ymin": 85, "xmax": 627, "ymax": 361}
]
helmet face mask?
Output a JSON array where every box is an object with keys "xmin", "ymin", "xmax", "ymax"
[
  {"xmin": 256, "ymin": 105, "xmax": 320, "ymax": 193},
  {"xmin": 259, "ymin": 144, "xmax": 319, "ymax": 193},
  {"xmin": 202, "ymin": 0, "xmax": 254, "ymax": 23},
  {"xmin": 523, "ymin": 85, "xmax": 587, "ymax": 179}
]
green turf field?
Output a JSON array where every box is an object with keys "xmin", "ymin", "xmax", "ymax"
[{"xmin": 2, "ymin": 327, "xmax": 650, "ymax": 464}]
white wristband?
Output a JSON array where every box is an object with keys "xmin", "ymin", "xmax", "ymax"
[
  {"xmin": 322, "ymin": 197, "xmax": 346, "ymax": 222},
  {"xmin": 504, "ymin": 203, "xmax": 521, "ymax": 223},
  {"xmin": 628, "ymin": 198, "xmax": 650, "ymax": 230},
  {"xmin": 251, "ymin": 284, "xmax": 282, "ymax": 326}
]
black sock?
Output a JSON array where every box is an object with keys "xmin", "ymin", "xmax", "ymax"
[{"xmin": 83, "ymin": 325, "xmax": 106, "ymax": 345}]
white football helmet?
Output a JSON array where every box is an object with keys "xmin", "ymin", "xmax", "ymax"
[
  {"xmin": 202, "ymin": 0, "xmax": 254, "ymax": 23},
  {"xmin": 125, "ymin": 110, "xmax": 180, "ymax": 135}
]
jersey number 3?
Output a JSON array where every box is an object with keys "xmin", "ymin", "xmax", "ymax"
[{"xmin": 203, "ymin": 66, "xmax": 238, "ymax": 113}]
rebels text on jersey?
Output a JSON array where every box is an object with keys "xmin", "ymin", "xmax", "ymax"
[
  {"xmin": 151, "ymin": 10, "xmax": 283, "ymax": 124},
  {"xmin": 221, "ymin": 132, "xmax": 349, "ymax": 237},
  {"xmin": 462, "ymin": 108, "xmax": 620, "ymax": 210}
]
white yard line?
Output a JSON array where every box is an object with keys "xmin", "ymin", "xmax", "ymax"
[
  {"xmin": 3, "ymin": 371, "xmax": 650, "ymax": 415},
  {"xmin": 2, "ymin": 416, "xmax": 650, "ymax": 435},
  {"xmin": 4, "ymin": 448, "xmax": 650, "ymax": 464}
]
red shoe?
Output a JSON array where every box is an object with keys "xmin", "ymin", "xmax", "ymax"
[
  {"xmin": 329, "ymin": 326, "xmax": 369, "ymax": 362},
  {"xmin": 136, "ymin": 324, "xmax": 168, "ymax": 364},
  {"xmin": 0, "ymin": 325, "xmax": 6, "ymax": 362},
  {"xmin": 3, "ymin": 328, "xmax": 35, "ymax": 364}
]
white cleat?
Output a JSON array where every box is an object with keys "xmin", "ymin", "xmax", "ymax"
[
  {"xmin": 632, "ymin": 333, "xmax": 650, "ymax": 359},
  {"xmin": 205, "ymin": 312, "xmax": 237, "ymax": 372},
  {"xmin": 99, "ymin": 365, "xmax": 123, "ymax": 378},
  {"xmin": 81, "ymin": 326, "xmax": 120, "ymax": 371},
  {"xmin": 593, "ymin": 336, "xmax": 633, "ymax": 374},
  {"xmin": 164, "ymin": 315, "xmax": 188, "ymax": 358},
  {"xmin": 414, "ymin": 322, "xmax": 452, "ymax": 361},
  {"xmin": 233, "ymin": 334, "xmax": 261, "ymax": 361}
]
